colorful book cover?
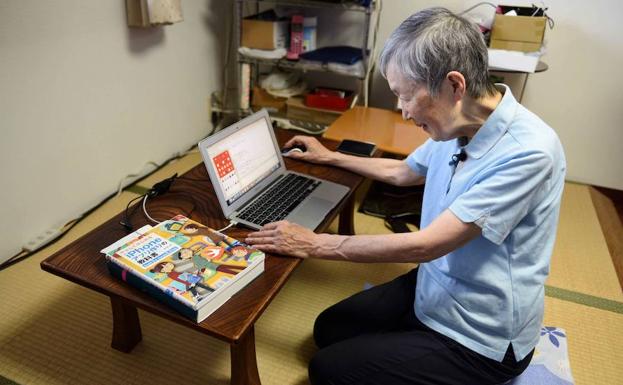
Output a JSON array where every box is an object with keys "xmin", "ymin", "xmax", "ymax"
[{"xmin": 101, "ymin": 215, "xmax": 265, "ymax": 322}]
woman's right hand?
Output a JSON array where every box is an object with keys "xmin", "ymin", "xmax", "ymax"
[{"xmin": 282, "ymin": 135, "xmax": 338, "ymax": 164}]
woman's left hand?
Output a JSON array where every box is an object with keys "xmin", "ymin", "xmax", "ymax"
[{"xmin": 245, "ymin": 221, "xmax": 319, "ymax": 258}]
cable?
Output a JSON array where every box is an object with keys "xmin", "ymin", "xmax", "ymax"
[
  {"xmin": 535, "ymin": 3, "xmax": 555, "ymax": 29},
  {"xmin": 115, "ymin": 161, "xmax": 159, "ymax": 196},
  {"xmin": 121, "ymin": 172, "xmax": 205, "ymax": 234},
  {"xmin": 140, "ymin": 173, "xmax": 180, "ymax": 225},
  {"xmin": 142, "ymin": 195, "xmax": 161, "ymax": 224},
  {"xmin": 120, "ymin": 194, "xmax": 146, "ymax": 232},
  {"xmin": 0, "ymin": 145, "xmax": 197, "ymax": 271},
  {"xmin": 135, "ymin": 173, "xmax": 230, "ymax": 232},
  {"xmin": 459, "ymin": 2, "xmax": 497, "ymax": 15},
  {"xmin": 216, "ymin": 221, "xmax": 237, "ymax": 233},
  {"xmin": 115, "ymin": 147, "xmax": 198, "ymax": 196},
  {"xmin": 3, "ymin": 249, "xmax": 28, "ymax": 267}
]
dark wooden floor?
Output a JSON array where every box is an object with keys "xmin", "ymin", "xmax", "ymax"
[{"xmin": 590, "ymin": 186, "xmax": 623, "ymax": 291}]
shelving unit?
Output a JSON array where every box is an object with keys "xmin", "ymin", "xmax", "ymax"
[
  {"xmin": 236, "ymin": 57, "xmax": 366, "ymax": 79},
  {"xmin": 225, "ymin": 0, "xmax": 379, "ymax": 134}
]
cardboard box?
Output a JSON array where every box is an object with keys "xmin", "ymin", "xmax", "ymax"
[
  {"xmin": 242, "ymin": 14, "xmax": 289, "ymax": 50},
  {"xmin": 251, "ymin": 87, "xmax": 287, "ymax": 114},
  {"xmin": 286, "ymin": 96, "xmax": 342, "ymax": 125},
  {"xmin": 490, "ymin": 14, "xmax": 546, "ymax": 53}
]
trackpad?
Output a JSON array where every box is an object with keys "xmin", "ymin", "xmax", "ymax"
[{"xmin": 288, "ymin": 197, "xmax": 333, "ymax": 229}]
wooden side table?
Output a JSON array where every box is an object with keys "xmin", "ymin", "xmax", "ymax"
[{"xmin": 323, "ymin": 106, "xmax": 429, "ymax": 158}]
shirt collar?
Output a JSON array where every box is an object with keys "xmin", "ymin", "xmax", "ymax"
[{"xmin": 464, "ymin": 84, "xmax": 518, "ymax": 159}]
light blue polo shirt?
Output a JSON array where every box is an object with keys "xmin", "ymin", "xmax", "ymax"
[{"xmin": 406, "ymin": 84, "xmax": 566, "ymax": 362}]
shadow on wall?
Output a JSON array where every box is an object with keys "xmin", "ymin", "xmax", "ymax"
[
  {"xmin": 204, "ymin": 0, "xmax": 235, "ymax": 111},
  {"xmin": 370, "ymin": 68, "xmax": 394, "ymax": 110},
  {"xmin": 203, "ymin": 0, "xmax": 231, "ymax": 79},
  {"xmin": 126, "ymin": 26, "xmax": 166, "ymax": 53}
]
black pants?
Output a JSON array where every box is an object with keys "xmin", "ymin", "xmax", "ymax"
[{"xmin": 309, "ymin": 268, "xmax": 533, "ymax": 385}]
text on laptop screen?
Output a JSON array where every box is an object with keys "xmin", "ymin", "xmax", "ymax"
[{"xmin": 206, "ymin": 117, "xmax": 280, "ymax": 206}]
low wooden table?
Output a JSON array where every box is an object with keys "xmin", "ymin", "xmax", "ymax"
[{"xmin": 40, "ymin": 130, "xmax": 366, "ymax": 385}]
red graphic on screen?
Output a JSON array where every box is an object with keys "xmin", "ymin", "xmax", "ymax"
[{"xmin": 213, "ymin": 151, "xmax": 235, "ymax": 178}]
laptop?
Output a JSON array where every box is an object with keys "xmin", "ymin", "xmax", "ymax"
[{"xmin": 198, "ymin": 109, "xmax": 349, "ymax": 230}]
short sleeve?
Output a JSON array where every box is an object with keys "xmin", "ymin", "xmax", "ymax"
[
  {"xmin": 406, "ymin": 138, "xmax": 436, "ymax": 177},
  {"xmin": 449, "ymin": 151, "xmax": 553, "ymax": 245}
]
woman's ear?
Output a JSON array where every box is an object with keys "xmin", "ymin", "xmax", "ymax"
[{"xmin": 446, "ymin": 71, "xmax": 466, "ymax": 100}]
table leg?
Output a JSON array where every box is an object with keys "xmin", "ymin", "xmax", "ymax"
[
  {"xmin": 230, "ymin": 326, "xmax": 261, "ymax": 385},
  {"xmin": 338, "ymin": 194, "xmax": 356, "ymax": 235},
  {"xmin": 110, "ymin": 297, "xmax": 142, "ymax": 353}
]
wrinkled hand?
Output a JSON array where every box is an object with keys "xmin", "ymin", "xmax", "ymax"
[
  {"xmin": 245, "ymin": 221, "xmax": 319, "ymax": 258},
  {"xmin": 282, "ymin": 135, "xmax": 336, "ymax": 164}
]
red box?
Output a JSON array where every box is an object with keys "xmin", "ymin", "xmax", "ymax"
[{"xmin": 305, "ymin": 88, "xmax": 354, "ymax": 112}]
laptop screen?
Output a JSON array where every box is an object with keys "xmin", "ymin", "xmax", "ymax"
[{"xmin": 204, "ymin": 116, "xmax": 280, "ymax": 206}]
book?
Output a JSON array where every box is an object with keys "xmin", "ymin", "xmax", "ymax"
[{"xmin": 101, "ymin": 215, "xmax": 264, "ymax": 323}]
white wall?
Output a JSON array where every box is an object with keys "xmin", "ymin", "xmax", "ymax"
[
  {"xmin": 520, "ymin": 0, "xmax": 623, "ymax": 190},
  {"xmin": 370, "ymin": 0, "xmax": 623, "ymax": 190},
  {"xmin": 0, "ymin": 0, "xmax": 228, "ymax": 263}
]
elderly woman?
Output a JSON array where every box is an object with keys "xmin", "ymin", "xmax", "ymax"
[{"xmin": 246, "ymin": 7, "xmax": 565, "ymax": 385}]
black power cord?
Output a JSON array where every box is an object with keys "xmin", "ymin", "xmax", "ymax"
[
  {"xmin": 148, "ymin": 173, "xmax": 178, "ymax": 197},
  {"xmin": 120, "ymin": 173, "xmax": 178, "ymax": 233},
  {"xmin": 119, "ymin": 194, "xmax": 146, "ymax": 232}
]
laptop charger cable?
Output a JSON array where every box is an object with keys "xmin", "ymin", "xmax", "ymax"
[
  {"xmin": 119, "ymin": 173, "xmax": 237, "ymax": 234},
  {"xmin": 120, "ymin": 174, "xmax": 178, "ymax": 232}
]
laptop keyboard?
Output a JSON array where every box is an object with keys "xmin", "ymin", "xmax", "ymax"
[{"xmin": 238, "ymin": 174, "xmax": 321, "ymax": 226}]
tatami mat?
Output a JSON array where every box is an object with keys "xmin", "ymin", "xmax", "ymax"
[
  {"xmin": 0, "ymin": 154, "xmax": 621, "ymax": 385},
  {"xmin": 548, "ymin": 183, "xmax": 623, "ymax": 301},
  {"xmin": 543, "ymin": 296, "xmax": 623, "ymax": 384}
]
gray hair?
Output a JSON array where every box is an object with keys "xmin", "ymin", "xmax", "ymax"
[{"xmin": 379, "ymin": 7, "xmax": 495, "ymax": 98}]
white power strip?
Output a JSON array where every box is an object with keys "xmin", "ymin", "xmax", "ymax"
[{"xmin": 23, "ymin": 228, "xmax": 63, "ymax": 252}]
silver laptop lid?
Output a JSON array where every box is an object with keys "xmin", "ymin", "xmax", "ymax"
[{"xmin": 197, "ymin": 109, "xmax": 286, "ymax": 219}]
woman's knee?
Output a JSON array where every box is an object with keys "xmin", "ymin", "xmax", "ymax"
[{"xmin": 313, "ymin": 307, "xmax": 336, "ymax": 348}]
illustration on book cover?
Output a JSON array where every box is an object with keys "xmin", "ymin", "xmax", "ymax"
[{"xmin": 104, "ymin": 215, "xmax": 264, "ymax": 304}]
